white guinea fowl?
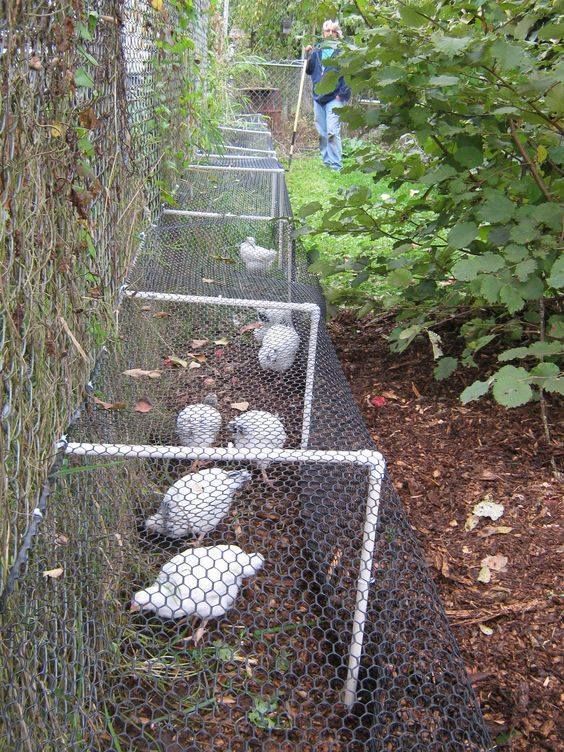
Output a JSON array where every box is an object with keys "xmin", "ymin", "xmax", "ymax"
[
  {"xmin": 145, "ymin": 467, "xmax": 251, "ymax": 540},
  {"xmin": 253, "ymin": 308, "xmax": 294, "ymax": 344},
  {"xmin": 176, "ymin": 393, "xmax": 222, "ymax": 447},
  {"xmin": 131, "ymin": 544, "xmax": 264, "ymax": 643},
  {"xmin": 239, "ymin": 236, "xmax": 277, "ymax": 273},
  {"xmin": 228, "ymin": 410, "xmax": 287, "ymax": 484},
  {"xmin": 258, "ymin": 324, "xmax": 300, "ymax": 373}
]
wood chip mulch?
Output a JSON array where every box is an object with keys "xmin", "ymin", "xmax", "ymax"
[{"xmin": 329, "ymin": 311, "xmax": 563, "ymax": 752}]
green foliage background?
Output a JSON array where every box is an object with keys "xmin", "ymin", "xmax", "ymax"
[{"xmin": 250, "ymin": 0, "xmax": 564, "ymax": 408}]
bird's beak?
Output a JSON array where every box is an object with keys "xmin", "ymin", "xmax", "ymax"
[{"xmin": 129, "ymin": 600, "xmax": 141, "ymax": 613}]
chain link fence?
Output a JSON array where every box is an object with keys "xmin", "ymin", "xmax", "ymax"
[{"xmin": 1, "ymin": 6, "xmax": 493, "ymax": 750}]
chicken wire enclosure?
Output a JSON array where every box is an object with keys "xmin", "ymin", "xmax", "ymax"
[
  {"xmin": 127, "ymin": 216, "xmax": 315, "ymax": 298},
  {"xmin": 0, "ymin": 440, "xmax": 492, "ymax": 752},
  {"xmin": 174, "ymin": 162, "xmax": 288, "ymax": 219},
  {"xmin": 218, "ymin": 126, "xmax": 275, "ymax": 153},
  {"xmin": 69, "ymin": 292, "xmax": 320, "ymax": 452}
]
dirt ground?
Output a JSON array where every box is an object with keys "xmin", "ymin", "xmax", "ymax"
[{"xmin": 329, "ymin": 312, "xmax": 563, "ymax": 752}]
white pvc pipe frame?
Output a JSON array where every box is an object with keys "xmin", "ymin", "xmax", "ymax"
[
  {"xmin": 62, "ymin": 442, "xmax": 385, "ymax": 708},
  {"xmin": 124, "ymin": 290, "xmax": 320, "ymax": 449}
]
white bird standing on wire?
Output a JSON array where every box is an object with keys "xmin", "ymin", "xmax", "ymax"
[
  {"xmin": 239, "ymin": 236, "xmax": 277, "ymax": 273},
  {"xmin": 176, "ymin": 393, "xmax": 222, "ymax": 447},
  {"xmin": 253, "ymin": 308, "xmax": 294, "ymax": 343},
  {"xmin": 258, "ymin": 324, "xmax": 300, "ymax": 373},
  {"xmin": 130, "ymin": 544, "xmax": 265, "ymax": 644},
  {"xmin": 145, "ymin": 468, "xmax": 251, "ymax": 540},
  {"xmin": 229, "ymin": 410, "xmax": 287, "ymax": 484}
]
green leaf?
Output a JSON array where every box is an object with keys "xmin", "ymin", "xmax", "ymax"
[
  {"xmin": 431, "ymin": 34, "xmax": 472, "ymax": 56},
  {"xmin": 515, "ymin": 258, "xmax": 537, "ymax": 281},
  {"xmin": 531, "ymin": 362, "xmax": 560, "ymax": 378},
  {"xmin": 398, "ymin": 5, "xmax": 427, "ymax": 27},
  {"xmin": 298, "ymin": 201, "xmax": 323, "ymax": 217},
  {"xmin": 545, "ymin": 82, "xmax": 564, "ymax": 115},
  {"xmin": 388, "ymin": 268, "xmax": 413, "ymax": 288},
  {"xmin": 543, "ymin": 376, "xmax": 564, "ymax": 395},
  {"xmin": 74, "ymin": 67, "xmax": 95, "ymax": 88},
  {"xmin": 448, "ymin": 222, "xmax": 478, "ymax": 249},
  {"xmin": 503, "ymin": 244, "xmax": 528, "ymax": 263},
  {"xmin": 548, "ymin": 315, "xmax": 564, "ymax": 339},
  {"xmin": 434, "ymin": 357, "xmax": 458, "ymax": 381},
  {"xmin": 475, "ymin": 192, "xmax": 516, "ymax": 224},
  {"xmin": 428, "ymin": 75, "xmax": 460, "ymax": 87},
  {"xmin": 452, "ymin": 256, "xmax": 481, "ymax": 281},
  {"xmin": 534, "ymin": 203, "xmax": 563, "ymax": 231},
  {"xmin": 509, "ymin": 218, "xmax": 539, "ymax": 244},
  {"xmin": 498, "ymin": 346, "xmax": 530, "ymax": 361},
  {"xmin": 420, "ymin": 165, "xmax": 457, "ymax": 185},
  {"xmin": 480, "ymin": 275, "xmax": 503, "ymax": 303},
  {"xmin": 461, "ymin": 379, "xmax": 491, "ymax": 404},
  {"xmin": 478, "ymin": 252, "xmax": 506, "ymax": 273},
  {"xmin": 491, "ymin": 39, "xmax": 532, "ymax": 72},
  {"xmin": 547, "ymin": 256, "xmax": 564, "ymax": 289},
  {"xmin": 499, "ymin": 284, "xmax": 525, "ymax": 313},
  {"xmin": 455, "ymin": 146, "xmax": 483, "ymax": 168},
  {"xmin": 492, "ymin": 365, "xmax": 533, "ymax": 407},
  {"xmin": 315, "ymin": 70, "xmax": 339, "ymax": 96}
]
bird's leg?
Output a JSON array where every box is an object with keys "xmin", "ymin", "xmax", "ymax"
[
  {"xmin": 192, "ymin": 618, "xmax": 209, "ymax": 646},
  {"xmin": 195, "ymin": 532, "xmax": 205, "ymax": 544}
]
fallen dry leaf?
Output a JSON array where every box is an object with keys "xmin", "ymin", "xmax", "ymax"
[
  {"xmin": 55, "ymin": 534, "xmax": 69, "ymax": 546},
  {"xmin": 93, "ymin": 396, "xmax": 127, "ymax": 410},
  {"xmin": 134, "ymin": 398, "xmax": 153, "ymax": 413},
  {"xmin": 43, "ymin": 567, "xmax": 64, "ymax": 579},
  {"xmin": 50, "ymin": 122, "xmax": 67, "ymax": 138},
  {"xmin": 481, "ymin": 554, "xmax": 508, "ymax": 573},
  {"xmin": 465, "ymin": 514, "xmax": 480, "ymax": 532},
  {"xmin": 189, "ymin": 362, "xmax": 201, "ymax": 370},
  {"xmin": 240, "ymin": 323, "xmax": 262, "ymax": 334},
  {"xmin": 370, "ymin": 395, "xmax": 387, "ymax": 408},
  {"xmin": 202, "ymin": 278, "xmax": 215, "ymax": 284},
  {"xmin": 163, "ymin": 355, "xmax": 188, "ymax": 368},
  {"xmin": 203, "ymin": 377, "xmax": 216, "ymax": 387},
  {"xmin": 141, "ymin": 305, "xmax": 152, "ymax": 311},
  {"xmin": 152, "ymin": 311, "xmax": 171, "ymax": 319},
  {"xmin": 478, "ymin": 525, "xmax": 513, "ymax": 537},
  {"xmin": 191, "ymin": 339, "xmax": 209, "ymax": 349},
  {"xmin": 382, "ymin": 390, "xmax": 399, "ymax": 400},
  {"xmin": 214, "ymin": 338, "xmax": 229, "ymax": 346},
  {"xmin": 477, "ymin": 565, "xmax": 491, "ymax": 584},
  {"xmin": 479, "ymin": 624, "xmax": 494, "ymax": 636},
  {"xmin": 411, "ymin": 382, "xmax": 422, "ymax": 399},
  {"xmin": 189, "ymin": 353, "xmax": 207, "ymax": 363},
  {"xmin": 122, "ymin": 368, "xmax": 161, "ymax": 379},
  {"xmin": 231, "ymin": 401, "xmax": 249, "ymax": 411},
  {"xmin": 473, "ymin": 498, "xmax": 504, "ymax": 521},
  {"xmin": 78, "ymin": 107, "xmax": 99, "ymax": 130}
]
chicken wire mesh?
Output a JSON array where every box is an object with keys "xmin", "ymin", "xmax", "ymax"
[
  {"xmin": 235, "ymin": 61, "xmax": 317, "ymax": 152},
  {"xmin": 1, "ymin": 23, "xmax": 492, "ymax": 750},
  {"xmin": 127, "ymin": 215, "xmax": 316, "ymax": 299},
  {"xmin": 174, "ymin": 162, "xmax": 288, "ymax": 218}
]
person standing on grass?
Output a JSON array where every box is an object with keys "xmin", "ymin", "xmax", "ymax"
[{"xmin": 305, "ymin": 20, "xmax": 351, "ymax": 172}]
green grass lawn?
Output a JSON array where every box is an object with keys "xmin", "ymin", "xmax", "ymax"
[{"xmin": 286, "ymin": 144, "xmax": 421, "ymax": 310}]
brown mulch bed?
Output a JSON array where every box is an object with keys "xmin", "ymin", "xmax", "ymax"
[{"xmin": 329, "ymin": 312, "xmax": 563, "ymax": 752}]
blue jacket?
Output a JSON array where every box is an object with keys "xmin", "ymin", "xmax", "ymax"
[{"xmin": 306, "ymin": 43, "xmax": 351, "ymax": 105}]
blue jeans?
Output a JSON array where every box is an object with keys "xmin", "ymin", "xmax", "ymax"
[{"xmin": 313, "ymin": 98, "xmax": 344, "ymax": 170}]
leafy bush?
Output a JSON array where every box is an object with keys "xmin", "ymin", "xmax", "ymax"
[{"xmin": 299, "ymin": 0, "xmax": 563, "ymax": 407}]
